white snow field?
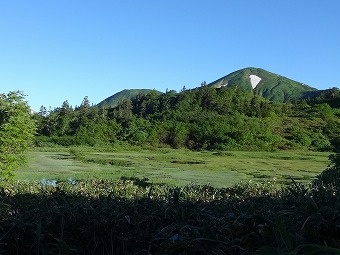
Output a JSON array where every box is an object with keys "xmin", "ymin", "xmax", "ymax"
[{"xmin": 249, "ymin": 75, "xmax": 261, "ymax": 89}]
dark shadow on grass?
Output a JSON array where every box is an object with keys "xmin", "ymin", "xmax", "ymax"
[{"xmin": 1, "ymin": 179, "xmax": 340, "ymax": 254}]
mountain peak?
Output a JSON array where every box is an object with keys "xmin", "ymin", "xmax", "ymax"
[{"xmin": 208, "ymin": 67, "xmax": 317, "ymax": 102}]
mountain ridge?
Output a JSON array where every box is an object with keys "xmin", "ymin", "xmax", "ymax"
[{"xmin": 98, "ymin": 67, "xmax": 322, "ymax": 107}]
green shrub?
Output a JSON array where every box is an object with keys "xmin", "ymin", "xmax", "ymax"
[
  {"xmin": 69, "ymin": 148, "xmax": 86, "ymax": 159},
  {"xmin": 313, "ymin": 153, "xmax": 340, "ymax": 187},
  {"xmin": 52, "ymin": 135, "xmax": 77, "ymax": 146}
]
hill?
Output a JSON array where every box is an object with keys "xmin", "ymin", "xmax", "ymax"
[
  {"xmin": 207, "ymin": 67, "xmax": 318, "ymax": 102},
  {"xmin": 98, "ymin": 89, "xmax": 162, "ymax": 108}
]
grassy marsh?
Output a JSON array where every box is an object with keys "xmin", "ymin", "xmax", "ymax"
[{"xmin": 15, "ymin": 148, "xmax": 330, "ymax": 187}]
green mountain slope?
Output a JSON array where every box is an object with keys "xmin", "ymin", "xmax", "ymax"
[
  {"xmin": 208, "ymin": 67, "xmax": 317, "ymax": 102},
  {"xmin": 98, "ymin": 89, "xmax": 162, "ymax": 108}
]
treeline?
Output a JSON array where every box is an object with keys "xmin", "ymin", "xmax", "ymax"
[{"xmin": 33, "ymin": 86, "xmax": 340, "ymax": 151}]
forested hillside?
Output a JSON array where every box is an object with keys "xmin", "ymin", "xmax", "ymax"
[{"xmin": 33, "ymin": 86, "xmax": 340, "ymax": 152}]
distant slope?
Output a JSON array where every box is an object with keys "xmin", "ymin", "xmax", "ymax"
[
  {"xmin": 98, "ymin": 89, "xmax": 162, "ymax": 108},
  {"xmin": 208, "ymin": 67, "xmax": 317, "ymax": 102}
]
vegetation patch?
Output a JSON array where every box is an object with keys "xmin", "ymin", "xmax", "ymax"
[
  {"xmin": 170, "ymin": 160, "xmax": 206, "ymax": 165},
  {"xmin": 50, "ymin": 154, "xmax": 73, "ymax": 160},
  {"xmin": 298, "ymin": 156, "xmax": 314, "ymax": 160},
  {"xmin": 252, "ymin": 173, "xmax": 272, "ymax": 179},
  {"xmin": 212, "ymin": 151, "xmax": 235, "ymax": 156},
  {"xmin": 109, "ymin": 159, "xmax": 133, "ymax": 167}
]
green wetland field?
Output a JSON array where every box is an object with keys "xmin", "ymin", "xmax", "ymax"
[{"xmin": 16, "ymin": 147, "xmax": 329, "ymax": 187}]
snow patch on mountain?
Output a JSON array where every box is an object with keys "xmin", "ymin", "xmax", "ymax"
[{"xmin": 249, "ymin": 75, "xmax": 261, "ymax": 89}]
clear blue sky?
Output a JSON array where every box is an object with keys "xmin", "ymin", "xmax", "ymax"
[{"xmin": 1, "ymin": 1, "xmax": 339, "ymax": 111}]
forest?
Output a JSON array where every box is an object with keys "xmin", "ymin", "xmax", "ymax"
[{"xmin": 33, "ymin": 85, "xmax": 340, "ymax": 152}]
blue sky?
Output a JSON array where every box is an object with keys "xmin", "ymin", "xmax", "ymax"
[{"xmin": 1, "ymin": 1, "xmax": 339, "ymax": 111}]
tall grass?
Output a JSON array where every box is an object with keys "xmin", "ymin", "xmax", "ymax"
[{"xmin": 0, "ymin": 177, "xmax": 340, "ymax": 254}]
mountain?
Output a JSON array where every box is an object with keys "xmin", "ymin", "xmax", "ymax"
[
  {"xmin": 98, "ymin": 68, "xmax": 321, "ymax": 108},
  {"xmin": 207, "ymin": 67, "xmax": 318, "ymax": 102},
  {"xmin": 98, "ymin": 89, "xmax": 162, "ymax": 108}
]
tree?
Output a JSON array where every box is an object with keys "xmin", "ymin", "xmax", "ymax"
[
  {"xmin": 61, "ymin": 100, "xmax": 72, "ymax": 114},
  {"xmin": 39, "ymin": 105, "xmax": 47, "ymax": 117},
  {"xmin": 58, "ymin": 100, "xmax": 73, "ymax": 135},
  {"xmin": 115, "ymin": 99, "xmax": 133, "ymax": 120},
  {"xmin": 316, "ymin": 103, "xmax": 333, "ymax": 121},
  {"xmin": 80, "ymin": 96, "xmax": 90, "ymax": 109},
  {"xmin": 0, "ymin": 91, "xmax": 36, "ymax": 179},
  {"xmin": 314, "ymin": 153, "xmax": 340, "ymax": 187}
]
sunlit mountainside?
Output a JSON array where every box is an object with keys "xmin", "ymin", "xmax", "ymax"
[
  {"xmin": 99, "ymin": 68, "xmax": 321, "ymax": 107},
  {"xmin": 207, "ymin": 67, "xmax": 318, "ymax": 102}
]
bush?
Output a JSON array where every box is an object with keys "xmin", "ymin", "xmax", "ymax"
[
  {"xmin": 313, "ymin": 153, "xmax": 340, "ymax": 187},
  {"xmin": 52, "ymin": 135, "xmax": 77, "ymax": 146},
  {"xmin": 69, "ymin": 148, "xmax": 86, "ymax": 159}
]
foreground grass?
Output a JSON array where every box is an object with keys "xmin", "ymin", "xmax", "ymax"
[
  {"xmin": 15, "ymin": 147, "xmax": 329, "ymax": 187},
  {"xmin": 1, "ymin": 179, "xmax": 340, "ymax": 254}
]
